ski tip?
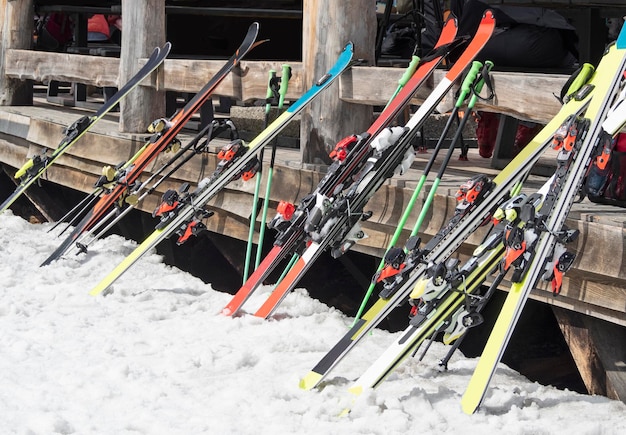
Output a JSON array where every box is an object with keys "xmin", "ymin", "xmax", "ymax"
[
  {"xmin": 618, "ymin": 25, "xmax": 626, "ymax": 49},
  {"xmin": 249, "ymin": 21, "xmax": 260, "ymax": 33},
  {"xmin": 162, "ymin": 41, "xmax": 173, "ymax": 55},
  {"xmin": 482, "ymin": 8, "xmax": 496, "ymax": 22},
  {"xmin": 299, "ymin": 372, "xmax": 322, "ymax": 390}
]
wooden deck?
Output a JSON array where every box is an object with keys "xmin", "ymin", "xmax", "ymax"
[{"xmin": 0, "ymin": 99, "xmax": 624, "ymax": 331}]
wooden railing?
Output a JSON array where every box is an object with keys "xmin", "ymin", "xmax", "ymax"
[{"xmin": 3, "ymin": 47, "xmax": 568, "ymax": 123}]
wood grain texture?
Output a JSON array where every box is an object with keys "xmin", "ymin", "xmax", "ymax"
[
  {"xmin": 120, "ymin": 0, "xmax": 166, "ymax": 132},
  {"xmin": 0, "ymin": 0, "xmax": 34, "ymax": 105}
]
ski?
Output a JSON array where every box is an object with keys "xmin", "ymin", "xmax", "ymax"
[
  {"xmin": 0, "ymin": 42, "xmax": 172, "ymax": 214},
  {"xmin": 461, "ymin": 39, "xmax": 626, "ymax": 415},
  {"xmin": 87, "ymin": 41, "xmax": 356, "ymax": 296},
  {"xmin": 40, "ymin": 22, "xmax": 261, "ymax": 267},
  {"xmin": 68, "ymin": 119, "xmax": 238, "ymax": 256},
  {"xmin": 253, "ymin": 59, "xmax": 492, "ymax": 320},
  {"xmin": 299, "ymin": 61, "xmax": 599, "ymax": 391},
  {"xmin": 348, "ymin": 178, "xmax": 552, "ymax": 394},
  {"xmin": 222, "ymin": 12, "xmax": 478, "ymax": 315},
  {"xmin": 249, "ymin": 12, "xmax": 495, "ymax": 319}
]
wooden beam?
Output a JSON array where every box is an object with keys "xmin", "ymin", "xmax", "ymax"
[
  {"xmin": 553, "ymin": 307, "xmax": 626, "ymax": 403},
  {"xmin": 160, "ymin": 59, "xmax": 305, "ymax": 101},
  {"xmin": 120, "ymin": 0, "xmax": 166, "ymax": 132},
  {"xmin": 300, "ymin": 0, "xmax": 376, "ymax": 164},
  {"xmin": 5, "ymin": 48, "xmax": 569, "ymax": 124},
  {"xmin": 340, "ymin": 67, "xmax": 567, "ymax": 124},
  {"xmin": 5, "ymin": 49, "xmax": 120, "ymax": 87},
  {"xmin": 0, "ymin": 0, "xmax": 33, "ymax": 106}
]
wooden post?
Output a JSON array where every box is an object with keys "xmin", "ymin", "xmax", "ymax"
[
  {"xmin": 300, "ymin": 0, "xmax": 375, "ymax": 164},
  {"xmin": 553, "ymin": 307, "xmax": 626, "ymax": 403},
  {"xmin": 119, "ymin": 0, "xmax": 166, "ymax": 132},
  {"xmin": 0, "ymin": 0, "xmax": 34, "ymax": 106}
]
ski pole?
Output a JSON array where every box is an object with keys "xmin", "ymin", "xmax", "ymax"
[
  {"xmin": 352, "ymin": 60, "xmax": 491, "ymax": 323},
  {"xmin": 49, "ymin": 188, "xmax": 101, "ymax": 234},
  {"xmin": 244, "ymin": 69, "xmax": 280, "ymax": 281},
  {"xmin": 255, "ymin": 64, "xmax": 292, "ymax": 269},
  {"xmin": 388, "ymin": 55, "xmax": 421, "ymax": 104}
]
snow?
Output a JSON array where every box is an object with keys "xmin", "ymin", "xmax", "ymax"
[{"xmin": 1, "ymin": 210, "xmax": 625, "ymax": 435}]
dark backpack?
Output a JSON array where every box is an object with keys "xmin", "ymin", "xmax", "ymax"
[{"xmin": 585, "ymin": 132, "xmax": 626, "ymax": 207}]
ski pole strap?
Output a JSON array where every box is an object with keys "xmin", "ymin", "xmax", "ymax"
[
  {"xmin": 455, "ymin": 61, "xmax": 483, "ymax": 108},
  {"xmin": 418, "ymin": 36, "xmax": 469, "ymax": 65},
  {"xmin": 558, "ymin": 63, "xmax": 595, "ymax": 104},
  {"xmin": 469, "ymin": 60, "xmax": 495, "ymax": 108},
  {"xmin": 278, "ymin": 64, "xmax": 292, "ymax": 109},
  {"xmin": 265, "ymin": 69, "xmax": 278, "ymax": 113}
]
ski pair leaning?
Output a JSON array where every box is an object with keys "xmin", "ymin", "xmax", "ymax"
[
  {"xmin": 222, "ymin": 11, "xmax": 496, "ymax": 319},
  {"xmin": 87, "ymin": 40, "xmax": 357, "ymax": 297},
  {"xmin": 299, "ymin": 46, "xmax": 610, "ymax": 393},
  {"xmin": 41, "ymin": 22, "xmax": 263, "ymax": 267}
]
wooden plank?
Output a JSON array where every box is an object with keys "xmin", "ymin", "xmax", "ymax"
[
  {"xmin": 5, "ymin": 51, "xmax": 568, "ymax": 124},
  {"xmin": 341, "ymin": 67, "xmax": 567, "ymax": 123},
  {"xmin": 160, "ymin": 60, "xmax": 305, "ymax": 101},
  {"xmin": 5, "ymin": 49, "xmax": 120, "ymax": 87}
]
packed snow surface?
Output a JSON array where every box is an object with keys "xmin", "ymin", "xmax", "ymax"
[{"xmin": 1, "ymin": 211, "xmax": 625, "ymax": 434}]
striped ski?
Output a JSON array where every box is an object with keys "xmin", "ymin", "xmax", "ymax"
[
  {"xmin": 87, "ymin": 41, "xmax": 356, "ymax": 297},
  {"xmin": 0, "ymin": 42, "xmax": 171, "ymax": 214},
  {"xmin": 41, "ymin": 22, "xmax": 261, "ymax": 266}
]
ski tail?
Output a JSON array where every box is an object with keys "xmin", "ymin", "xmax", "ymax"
[
  {"xmin": 221, "ymin": 245, "xmax": 287, "ymax": 316},
  {"xmin": 253, "ymin": 242, "xmax": 323, "ymax": 318}
]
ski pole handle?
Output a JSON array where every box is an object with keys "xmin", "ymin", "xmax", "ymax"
[
  {"xmin": 279, "ymin": 64, "xmax": 292, "ymax": 109},
  {"xmin": 265, "ymin": 69, "xmax": 277, "ymax": 114},
  {"xmin": 467, "ymin": 60, "xmax": 494, "ymax": 109},
  {"xmin": 399, "ymin": 55, "xmax": 421, "ymax": 87},
  {"xmin": 456, "ymin": 60, "xmax": 483, "ymax": 108}
]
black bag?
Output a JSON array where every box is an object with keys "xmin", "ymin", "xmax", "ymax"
[
  {"xmin": 381, "ymin": 22, "xmax": 418, "ymax": 58},
  {"xmin": 585, "ymin": 133, "xmax": 626, "ymax": 207}
]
